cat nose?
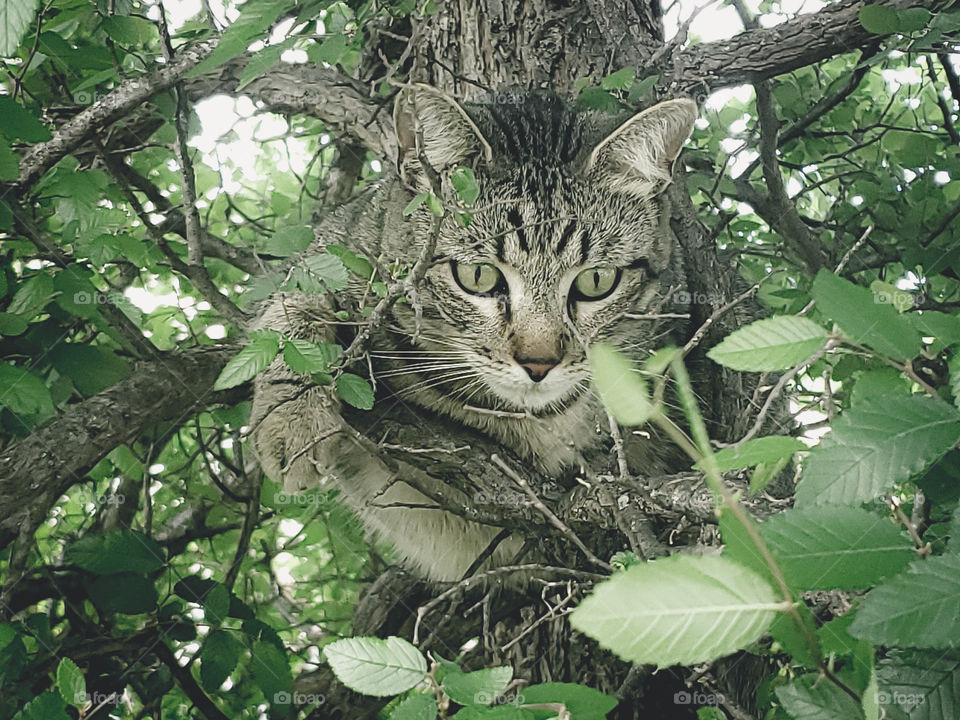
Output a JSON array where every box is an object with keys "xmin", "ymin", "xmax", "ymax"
[{"xmin": 515, "ymin": 356, "xmax": 560, "ymax": 382}]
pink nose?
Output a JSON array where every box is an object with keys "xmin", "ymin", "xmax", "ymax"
[{"xmin": 515, "ymin": 357, "xmax": 560, "ymax": 382}]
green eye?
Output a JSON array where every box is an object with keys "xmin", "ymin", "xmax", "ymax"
[
  {"xmin": 572, "ymin": 267, "xmax": 620, "ymax": 300},
  {"xmin": 452, "ymin": 262, "xmax": 503, "ymax": 295}
]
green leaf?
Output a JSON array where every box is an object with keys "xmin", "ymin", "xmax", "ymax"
[
  {"xmin": 187, "ymin": 0, "xmax": 288, "ymax": 78},
  {"xmin": 450, "ymin": 166, "xmax": 480, "ymax": 206},
  {"xmin": 283, "ymin": 339, "xmax": 342, "ymax": 374},
  {"xmin": 388, "ymin": 694, "xmax": 437, "ymax": 720},
  {"xmin": 0, "ymin": 0, "xmax": 40, "ymax": 56},
  {"xmin": 84, "ymin": 572, "xmax": 157, "ymax": 614},
  {"xmin": 336, "ymin": 373, "xmax": 374, "ymax": 410},
  {"xmin": 796, "ymin": 395, "xmax": 960, "ymax": 507},
  {"xmin": 697, "ymin": 436, "xmax": 806, "ymax": 472},
  {"xmin": 876, "ymin": 649, "xmax": 960, "ymax": 720},
  {"xmin": 200, "ymin": 630, "xmax": 242, "ymax": 692},
  {"xmin": 812, "ymin": 270, "xmax": 922, "ymax": 362},
  {"xmin": 213, "ymin": 333, "xmax": 281, "ymax": 390},
  {"xmin": 309, "ymin": 33, "xmax": 348, "ymax": 65},
  {"xmin": 519, "ymin": 683, "xmax": 617, "ymax": 720},
  {"xmin": 11, "ymin": 692, "xmax": 70, "ymax": 720},
  {"xmin": 0, "ymin": 139, "xmax": 17, "ymax": 180},
  {"xmin": 569, "ymin": 554, "xmax": 782, "ymax": 667},
  {"xmin": 303, "ymin": 252, "xmax": 350, "ymax": 291},
  {"xmin": 8, "ymin": 272, "xmax": 53, "ymax": 318},
  {"xmin": 850, "ymin": 554, "xmax": 960, "ymax": 648},
  {"xmin": 100, "ymin": 15, "xmax": 156, "ymax": 45},
  {"xmin": 65, "ymin": 529, "xmax": 165, "ymax": 575},
  {"xmin": 323, "ymin": 636, "xmax": 427, "ymax": 697},
  {"xmin": 404, "ymin": 192, "xmax": 428, "ymax": 216},
  {"xmin": 897, "ymin": 7, "xmax": 931, "ymax": 32},
  {"xmin": 589, "ymin": 343, "xmax": 655, "ymax": 425},
  {"xmin": 601, "ymin": 67, "xmax": 635, "ymax": 91},
  {"xmin": 0, "ymin": 364, "xmax": 54, "ymax": 419},
  {"xmin": 442, "ymin": 666, "xmax": 513, "ymax": 706},
  {"xmin": 56, "ymin": 658, "xmax": 86, "ymax": 708},
  {"xmin": 426, "ymin": 192, "xmax": 444, "ymax": 216},
  {"xmin": 753, "ymin": 507, "xmax": 915, "ymax": 590},
  {"xmin": 452, "ymin": 707, "xmax": 534, "ymax": 720},
  {"xmin": 49, "ymin": 345, "xmax": 131, "ymax": 396},
  {"xmin": 203, "ymin": 583, "xmax": 230, "ymax": 624},
  {"xmin": 265, "ymin": 225, "xmax": 313, "ymax": 256},
  {"xmin": 577, "ymin": 87, "xmax": 621, "ymax": 112},
  {"xmin": 859, "ymin": 5, "xmax": 900, "ymax": 34},
  {"xmin": 327, "ymin": 245, "xmax": 374, "ymax": 279},
  {"xmin": 251, "ymin": 639, "xmax": 293, "ymax": 704},
  {"xmin": 237, "ymin": 37, "xmax": 294, "ymax": 89},
  {"xmin": 706, "ymin": 316, "xmax": 828, "ymax": 371},
  {"xmin": 775, "ymin": 673, "xmax": 865, "ymax": 720}
]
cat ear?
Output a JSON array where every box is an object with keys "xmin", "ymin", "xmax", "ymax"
[
  {"xmin": 586, "ymin": 98, "xmax": 698, "ymax": 196},
  {"xmin": 393, "ymin": 84, "xmax": 493, "ymax": 186}
]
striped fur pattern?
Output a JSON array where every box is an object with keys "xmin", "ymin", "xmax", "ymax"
[{"xmin": 250, "ymin": 88, "xmax": 697, "ymax": 581}]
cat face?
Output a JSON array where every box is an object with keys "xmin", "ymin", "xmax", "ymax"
[{"xmin": 381, "ymin": 88, "xmax": 696, "ymax": 415}]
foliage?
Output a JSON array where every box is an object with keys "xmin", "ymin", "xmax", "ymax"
[{"xmin": 1, "ymin": 0, "xmax": 960, "ymax": 719}]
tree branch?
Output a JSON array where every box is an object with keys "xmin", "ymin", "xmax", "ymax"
[
  {"xmin": 666, "ymin": 0, "xmax": 944, "ymax": 94},
  {"xmin": 9, "ymin": 38, "xmax": 218, "ymax": 192},
  {"xmin": 0, "ymin": 345, "xmax": 240, "ymax": 554}
]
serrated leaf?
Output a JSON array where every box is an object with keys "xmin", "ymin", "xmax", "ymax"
[
  {"xmin": 442, "ymin": 666, "xmax": 512, "ymax": 706},
  {"xmin": 66, "ymin": 529, "xmax": 165, "ymax": 575},
  {"xmin": 84, "ymin": 572, "xmax": 157, "ymax": 614},
  {"xmin": 200, "ymin": 630, "xmax": 242, "ymax": 692},
  {"xmin": 796, "ymin": 395, "xmax": 960, "ymax": 507},
  {"xmin": 237, "ymin": 37, "xmax": 294, "ymax": 90},
  {"xmin": 589, "ymin": 343, "xmax": 655, "ymax": 425},
  {"xmin": 187, "ymin": 0, "xmax": 287, "ymax": 78},
  {"xmin": 859, "ymin": 5, "xmax": 900, "ymax": 34},
  {"xmin": 327, "ymin": 245, "xmax": 374, "ymax": 279},
  {"xmin": 324, "ymin": 636, "xmax": 426, "ymax": 697},
  {"xmin": 706, "ymin": 316, "xmax": 828, "ymax": 371},
  {"xmin": 697, "ymin": 436, "xmax": 806, "ymax": 472},
  {"xmin": 388, "ymin": 693, "xmax": 436, "ymax": 720},
  {"xmin": 11, "ymin": 692, "xmax": 70, "ymax": 720},
  {"xmin": 876, "ymin": 649, "xmax": 960, "ymax": 720},
  {"xmin": 251, "ymin": 639, "xmax": 292, "ymax": 704},
  {"xmin": 213, "ymin": 335, "xmax": 280, "ymax": 390},
  {"xmin": 303, "ymin": 252, "xmax": 349, "ymax": 291},
  {"xmin": 0, "ymin": 96, "xmax": 49, "ymax": 142},
  {"xmin": 265, "ymin": 225, "xmax": 313, "ymax": 256},
  {"xmin": 450, "ymin": 166, "xmax": 480, "ymax": 206},
  {"xmin": 850, "ymin": 554, "xmax": 960, "ymax": 649},
  {"xmin": 203, "ymin": 584, "xmax": 230, "ymax": 624},
  {"xmin": 0, "ymin": 364, "xmax": 54, "ymax": 419},
  {"xmin": 775, "ymin": 673, "xmax": 865, "ymax": 720},
  {"xmin": 812, "ymin": 270, "xmax": 921, "ymax": 362},
  {"xmin": 404, "ymin": 193, "xmax": 428, "ymax": 216},
  {"xmin": 57, "ymin": 658, "xmax": 86, "ymax": 708},
  {"xmin": 336, "ymin": 372, "xmax": 374, "ymax": 409},
  {"xmin": 0, "ymin": 0, "xmax": 41, "ymax": 56},
  {"xmin": 601, "ymin": 67, "xmax": 635, "ymax": 91},
  {"xmin": 283, "ymin": 339, "xmax": 342, "ymax": 374},
  {"xmin": 755, "ymin": 507, "xmax": 915, "ymax": 590},
  {"xmin": 570, "ymin": 554, "xmax": 783, "ymax": 667},
  {"xmin": 519, "ymin": 683, "xmax": 617, "ymax": 720},
  {"xmin": 0, "ymin": 140, "xmax": 18, "ymax": 180}
]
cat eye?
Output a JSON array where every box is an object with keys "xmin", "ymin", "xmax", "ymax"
[
  {"xmin": 452, "ymin": 261, "xmax": 504, "ymax": 296},
  {"xmin": 571, "ymin": 267, "xmax": 620, "ymax": 301}
]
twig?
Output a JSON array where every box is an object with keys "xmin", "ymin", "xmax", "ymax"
[
  {"xmin": 491, "ymin": 454, "xmax": 613, "ymax": 573},
  {"xmin": 412, "ymin": 564, "xmax": 603, "ymax": 644}
]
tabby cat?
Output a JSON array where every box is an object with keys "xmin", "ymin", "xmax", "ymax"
[{"xmin": 250, "ymin": 86, "xmax": 697, "ymax": 582}]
